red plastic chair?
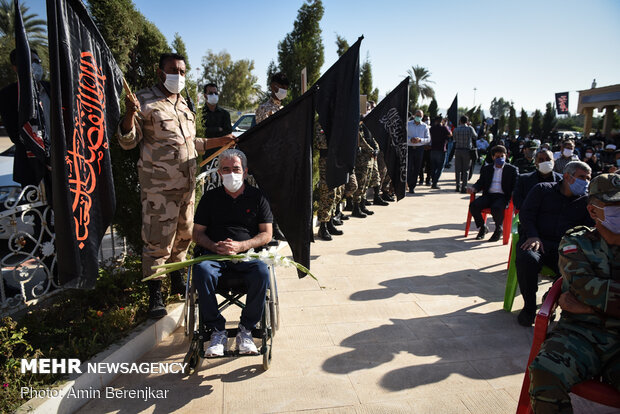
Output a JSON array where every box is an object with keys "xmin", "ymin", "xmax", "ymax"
[
  {"xmin": 464, "ymin": 193, "xmax": 513, "ymax": 245},
  {"xmin": 516, "ymin": 277, "xmax": 620, "ymax": 413}
]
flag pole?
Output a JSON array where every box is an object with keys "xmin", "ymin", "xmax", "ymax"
[
  {"xmin": 199, "ymin": 140, "xmax": 236, "ymax": 168},
  {"xmin": 122, "ymin": 77, "xmax": 144, "ymax": 118}
]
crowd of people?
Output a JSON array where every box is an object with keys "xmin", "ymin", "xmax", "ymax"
[{"xmin": 113, "ymin": 51, "xmax": 618, "ymax": 410}]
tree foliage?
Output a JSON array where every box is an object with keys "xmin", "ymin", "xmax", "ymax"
[
  {"xmin": 428, "ymin": 98, "xmax": 438, "ymax": 119},
  {"xmin": 489, "ymin": 97, "xmax": 512, "ymax": 118},
  {"xmin": 277, "ymin": 0, "xmax": 324, "ymax": 99},
  {"xmin": 531, "ymin": 109, "xmax": 543, "ymax": 139},
  {"xmin": 335, "ymin": 33, "xmax": 349, "ymax": 57},
  {"xmin": 201, "ymin": 50, "xmax": 258, "ymax": 110},
  {"xmin": 0, "ymin": 0, "xmax": 48, "ymax": 89},
  {"xmin": 406, "ymin": 65, "xmax": 434, "ymax": 113},
  {"xmin": 542, "ymin": 102, "xmax": 557, "ymax": 140},
  {"xmin": 498, "ymin": 114, "xmax": 506, "ymax": 136},
  {"xmin": 360, "ymin": 53, "xmax": 378, "ymax": 102},
  {"xmin": 519, "ymin": 108, "xmax": 529, "ymax": 137},
  {"xmin": 171, "ymin": 32, "xmax": 189, "ymax": 71},
  {"xmin": 507, "ymin": 105, "xmax": 517, "ymax": 137}
]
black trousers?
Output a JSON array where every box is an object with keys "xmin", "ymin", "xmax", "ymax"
[
  {"xmin": 407, "ymin": 146, "xmax": 425, "ymax": 190},
  {"xmin": 469, "ymin": 193, "xmax": 507, "ymax": 230},
  {"xmin": 515, "ymin": 239, "xmax": 560, "ymax": 312}
]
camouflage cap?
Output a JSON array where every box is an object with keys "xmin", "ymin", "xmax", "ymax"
[
  {"xmin": 588, "ymin": 173, "xmax": 620, "ymax": 202},
  {"xmin": 526, "ymin": 141, "xmax": 540, "ymax": 149}
]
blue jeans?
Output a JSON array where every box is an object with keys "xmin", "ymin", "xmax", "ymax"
[
  {"xmin": 430, "ymin": 150, "xmax": 446, "ymax": 185},
  {"xmin": 193, "ymin": 258, "xmax": 269, "ymax": 331}
]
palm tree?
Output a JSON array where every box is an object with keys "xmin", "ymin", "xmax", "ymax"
[
  {"xmin": 406, "ymin": 65, "xmax": 435, "ymax": 111},
  {"xmin": 0, "ymin": 0, "xmax": 47, "ymax": 50}
]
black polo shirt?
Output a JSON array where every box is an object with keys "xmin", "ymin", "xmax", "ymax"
[
  {"xmin": 194, "ymin": 184, "xmax": 273, "ymax": 244},
  {"xmin": 202, "ymin": 105, "xmax": 232, "ymax": 138}
]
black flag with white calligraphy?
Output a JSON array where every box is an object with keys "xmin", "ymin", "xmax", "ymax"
[
  {"xmin": 47, "ymin": 0, "xmax": 122, "ymax": 287},
  {"xmin": 362, "ymin": 77, "xmax": 409, "ymax": 200}
]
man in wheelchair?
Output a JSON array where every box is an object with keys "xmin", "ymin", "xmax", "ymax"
[
  {"xmin": 191, "ymin": 149, "xmax": 273, "ymax": 357},
  {"xmin": 528, "ymin": 173, "xmax": 620, "ymax": 413}
]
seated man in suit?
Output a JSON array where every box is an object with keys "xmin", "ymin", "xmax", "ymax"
[
  {"xmin": 192, "ymin": 149, "xmax": 273, "ymax": 356},
  {"xmin": 468, "ymin": 145, "xmax": 518, "ymax": 242},
  {"xmin": 516, "ymin": 161, "xmax": 594, "ymax": 326},
  {"xmin": 528, "ymin": 173, "xmax": 620, "ymax": 412},
  {"xmin": 513, "ymin": 149, "xmax": 563, "ymax": 211}
]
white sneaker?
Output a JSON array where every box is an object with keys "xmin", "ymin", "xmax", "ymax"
[
  {"xmin": 236, "ymin": 324, "xmax": 258, "ymax": 355},
  {"xmin": 205, "ymin": 329, "xmax": 227, "ymax": 357}
]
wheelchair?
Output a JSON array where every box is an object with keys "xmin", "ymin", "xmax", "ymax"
[{"xmin": 181, "ymin": 247, "xmax": 281, "ymax": 375}]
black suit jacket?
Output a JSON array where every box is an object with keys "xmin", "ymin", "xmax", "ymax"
[
  {"xmin": 513, "ymin": 170, "xmax": 562, "ymax": 211},
  {"xmin": 473, "ymin": 163, "xmax": 518, "ymax": 206}
]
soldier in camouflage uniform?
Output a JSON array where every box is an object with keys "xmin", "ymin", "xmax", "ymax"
[
  {"xmin": 255, "ymin": 72, "xmax": 289, "ymax": 123},
  {"xmin": 352, "ymin": 123, "xmax": 378, "ymax": 218},
  {"xmin": 118, "ymin": 53, "xmax": 233, "ymax": 318},
  {"xmin": 315, "ymin": 124, "xmax": 343, "ymax": 240},
  {"xmin": 529, "ymin": 173, "xmax": 620, "ymax": 413},
  {"xmin": 513, "ymin": 140, "xmax": 539, "ymax": 174}
]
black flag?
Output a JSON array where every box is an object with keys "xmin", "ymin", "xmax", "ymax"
[
  {"xmin": 555, "ymin": 92, "xmax": 569, "ymax": 115},
  {"xmin": 447, "ymin": 94, "xmax": 458, "ymax": 128},
  {"xmin": 362, "ymin": 77, "xmax": 409, "ymax": 200},
  {"xmin": 238, "ymin": 89, "xmax": 316, "ymax": 276},
  {"xmin": 47, "ymin": 0, "xmax": 122, "ymax": 288},
  {"xmin": 14, "ymin": 0, "xmax": 47, "ymax": 183},
  {"xmin": 315, "ymin": 36, "xmax": 362, "ymax": 190}
]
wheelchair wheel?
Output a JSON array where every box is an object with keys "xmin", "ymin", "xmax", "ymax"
[
  {"xmin": 186, "ymin": 282, "xmax": 198, "ymax": 342},
  {"xmin": 269, "ymin": 266, "xmax": 280, "ymax": 333},
  {"xmin": 261, "ymin": 293, "xmax": 273, "ymax": 371},
  {"xmin": 183, "ymin": 334, "xmax": 202, "ymax": 375}
]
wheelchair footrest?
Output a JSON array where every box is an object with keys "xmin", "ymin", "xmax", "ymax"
[
  {"xmin": 201, "ymin": 349, "xmax": 265, "ymax": 359},
  {"xmin": 201, "ymin": 328, "xmax": 264, "ymax": 339}
]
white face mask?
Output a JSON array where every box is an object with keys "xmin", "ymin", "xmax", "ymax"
[
  {"xmin": 163, "ymin": 73, "xmax": 185, "ymax": 94},
  {"xmin": 275, "ymin": 87, "xmax": 287, "ymax": 100},
  {"xmin": 221, "ymin": 172, "xmax": 244, "ymax": 193},
  {"xmin": 537, "ymin": 161, "xmax": 554, "ymax": 174},
  {"xmin": 32, "ymin": 63, "xmax": 43, "ymax": 82},
  {"xmin": 206, "ymin": 93, "xmax": 219, "ymax": 105},
  {"xmin": 563, "ymin": 148, "xmax": 573, "ymax": 158},
  {"xmin": 585, "ymin": 152, "xmax": 593, "ymax": 158}
]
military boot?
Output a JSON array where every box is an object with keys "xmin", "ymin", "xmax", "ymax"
[
  {"xmin": 352, "ymin": 203, "xmax": 367, "ymax": 218},
  {"xmin": 318, "ymin": 222, "xmax": 332, "ymax": 240},
  {"xmin": 360, "ymin": 199, "xmax": 374, "ymax": 215},
  {"xmin": 335, "ymin": 204, "xmax": 349, "ymax": 220},
  {"xmin": 343, "ymin": 197, "xmax": 353, "ymax": 211},
  {"xmin": 327, "ymin": 219, "xmax": 343, "ymax": 235},
  {"xmin": 373, "ymin": 186, "xmax": 389, "ymax": 206},
  {"xmin": 148, "ymin": 280, "xmax": 167, "ymax": 319},
  {"xmin": 170, "ymin": 270, "xmax": 186, "ymax": 296}
]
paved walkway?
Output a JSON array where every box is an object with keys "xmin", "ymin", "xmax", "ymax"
[{"xmin": 79, "ymin": 167, "xmax": 612, "ymax": 414}]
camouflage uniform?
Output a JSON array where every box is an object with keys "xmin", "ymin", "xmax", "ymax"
[
  {"xmin": 255, "ymin": 97, "xmax": 282, "ymax": 123},
  {"xmin": 344, "ymin": 171, "xmax": 358, "ymax": 198},
  {"xmin": 513, "ymin": 157, "xmax": 536, "ymax": 174},
  {"xmin": 353, "ymin": 124, "xmax": 378, "ymax": 203},
  {"xmin": 529, "ymin": 225, "xmax": 620, "ymax": 413},
  {"xmin": 315, "ymin": 126, "xmax": 337, "ymax": 223},
  {"xmin": 117, "ymin": 86, "xmax": 209, "ymax": 279}
]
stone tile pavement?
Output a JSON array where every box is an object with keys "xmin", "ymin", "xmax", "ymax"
[{"xmin": 78, "ymin": 170, "xmax": 613, "ymax": 414}]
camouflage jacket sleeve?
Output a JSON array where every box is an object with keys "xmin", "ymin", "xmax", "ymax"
[
  {"xmin": 359, "ymin": 126, "xmax": 374, "ymax": 154},
  {"xmin": 558, "ymin": 226, "xmax": 620, "ymax": 319},
  {"xmin": 116, "ymin": 107, "xmax": 145, "ymax": 150}
]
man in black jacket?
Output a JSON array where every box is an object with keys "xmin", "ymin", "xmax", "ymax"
[
  {"xmin": 468, "ymin": 145, "xmax": 518, "ymax": 242},
  {"xmin": 513, "ymin": 149, "xmax": 562, "ymax": 211},
  {"xmin": 515, "ymin": 161, "xmax": 594, "ymax": 326}
]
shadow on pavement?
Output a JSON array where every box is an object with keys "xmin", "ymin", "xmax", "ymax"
[{"xmin": 346, "ymin": 235, "xmax": 495, "ymax": 258}]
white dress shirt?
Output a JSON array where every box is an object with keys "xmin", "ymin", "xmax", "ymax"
[
  {"xmin": 489, "ymin": 166, "xmax": 504, "ymax": 194},
  {"xmin": 407, "ymin": 121, "xmax": 431, "ymax": 147}
]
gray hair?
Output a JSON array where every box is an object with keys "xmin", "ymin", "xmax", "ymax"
[
  {"xmin": 218, "ymin": 148, "xmax": 247, "ymax": 170},
  {"xmin": 563, "ymin": 160, "xmax": 591, "ymax": 176}
]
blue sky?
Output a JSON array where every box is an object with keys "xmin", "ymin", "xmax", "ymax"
[{"xmin": 27, "ymin": 0, "xmax": 620, "ymax": 115}]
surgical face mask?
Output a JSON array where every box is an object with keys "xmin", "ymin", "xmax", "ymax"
[
  {"xmin": 163, "ymin": 73, "xmax": 185, "ymax": 94},
  {"xmin": 221, "ymin": 172, "xmax": 244, "ymax": 193},
  {"xmin": 569, "ymin": 176, "xmax": 588, "ymax": 196},
  {"xmin": 31, "ymin": 62, "xmax": 43, "ymax": 82},
  {"xmin": 494, "ymin": 156, "xmax": 506, "ymax": 167},
  {"xmin": 585, "ymin": 152, "xmax": 593, "ymax": 158},
  {"xmin": 593, "ymin": 205, "xmax": 620, "ymax": 234},
  {"xmin": 206, "ymin": 93, "xmax": 219, "ymax": 105},
  {"xmin": 563, "ymin": 148, "xmax": 573, "ymax": 157},
  {"xmin": 414, "ymin": 116, "xmax": 422, "ymax": 123},
  {"xmin": 537, "ymin": 161, "xmax": 554, "ymax": 174},
  {"xmin": 275, "ymin": 87, "xmax": 287, "ymax": 100}
]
